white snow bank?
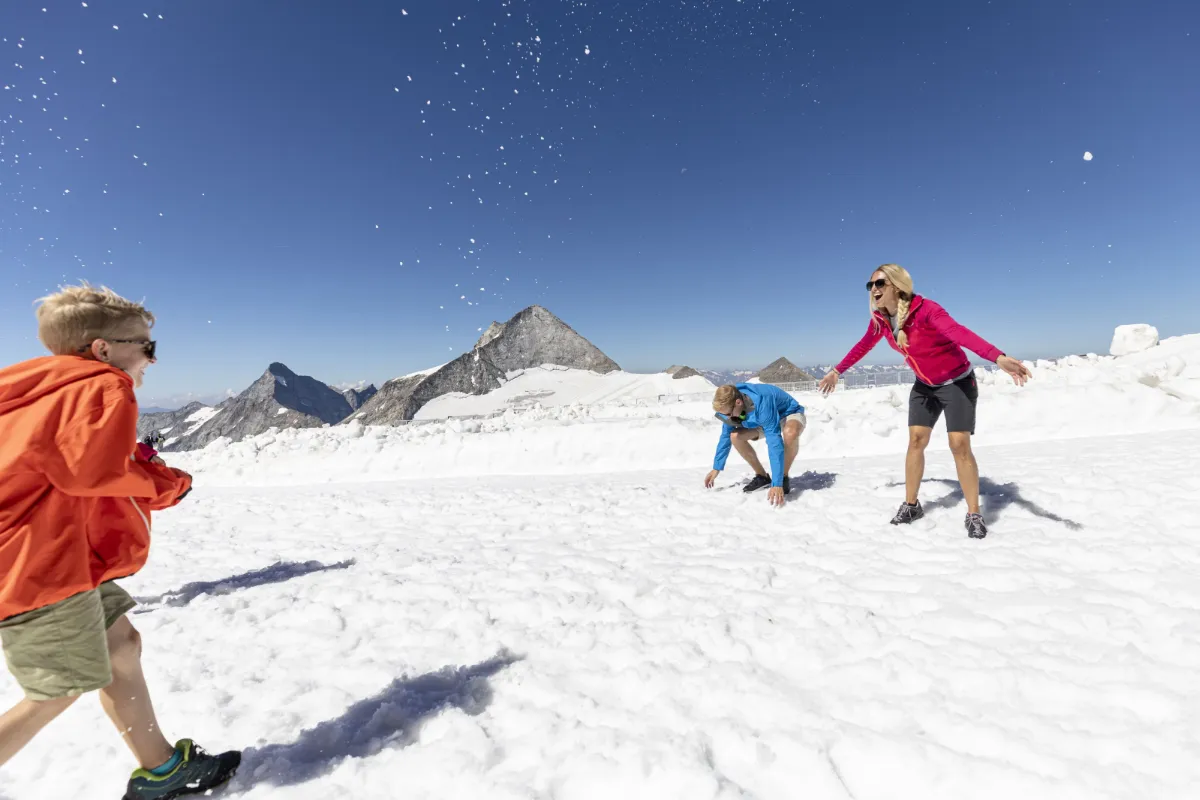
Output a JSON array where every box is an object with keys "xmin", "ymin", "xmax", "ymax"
[
  {"xmin": 5, "ymin": 431, "xmax": 1199, "ymax": 799},
  {"xmin": 414, "ymin": 365, "xmax": 715, "ymax": 419},
  {"xmin": 172, "ymin": 334, "xmax": 1200, "ymax": 487},
  {"xmin": 1110, "ymin": 323, "xmax": 1159, "ymax": 356}
]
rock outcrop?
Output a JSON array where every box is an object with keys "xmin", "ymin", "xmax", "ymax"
[
  {"xmin": 136, "ymin": 401, "xmax": 210, "ymax": 444},
  {"xmin": 755, "ymin": 357, "xmax": 817, "ymax": 384},
  {"xmin": 343, "ymin": 385, "xmax": 378, "ymax": 410},
  {"xmin": 144, "ymin": 363, "xmax": 355, "ymax": 450},
  {"xmin": 351, "ymin": 305, "xmax": 619, "ymax": 424},
  {"xmin": 664, "ymin": 365, "xmax": 702, "ymax": 380}
]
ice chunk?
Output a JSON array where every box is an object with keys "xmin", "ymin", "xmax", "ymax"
[{"xmin": 1110, "ymin": 324, "xmax": 1159, "ymax": 356}]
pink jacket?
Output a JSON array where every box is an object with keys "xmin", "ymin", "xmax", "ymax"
[{"xmin": 834, "ymin": 295, "xmax": 1003, "ymax": 386}]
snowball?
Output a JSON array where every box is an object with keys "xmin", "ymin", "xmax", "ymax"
[
  {"xmin": 1110, "ymin": 324, "xmax": 1159, "ymax": 356},
  {"xmin": 1083, "ymin": 151, "xmax": 1093, "ymax": 161}
]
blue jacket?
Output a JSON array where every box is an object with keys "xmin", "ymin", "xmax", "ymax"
[{"xmin": 713, "ymin": 383, "xmax": 805, "ymax": 487}]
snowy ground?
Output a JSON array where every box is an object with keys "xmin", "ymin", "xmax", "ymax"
[
  {"xmin": 3, "ymin": 337, "xmax": 1200, "ymax": 799},
  {"xmin": 412, "ymin": 364, "xmax": 715, "ymax": 420}
]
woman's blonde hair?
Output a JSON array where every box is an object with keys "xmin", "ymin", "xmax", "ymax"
[
  {"xmin": 35, "ymin": 282, "xmax": 155, "ymax": 355},
  {"xmin": 869, "ymin": 263, "xmax": 914, "ymax": 349}
]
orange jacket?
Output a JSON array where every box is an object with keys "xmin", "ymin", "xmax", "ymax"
[{"xmin": 0, "ymin": 356, "xmax": 193, "ymax": 620}]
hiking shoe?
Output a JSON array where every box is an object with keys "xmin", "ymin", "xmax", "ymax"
[
  {"xmin": 743, "ymin": 474, "xmax": 772, "ymax": 493},
  {"xmin": 965, "ymin": 513, "xmax": 988, "ymax": 539},
  {"xmin": 890, "ymin": 501, "xmax": 924, "ymax": 525},
  {"xmin": 782, "ymin": 475, "xmax": 791, "ymax": 494},
  {"xmin": 123, "ymin": 739, "xmax": 241, "ymax": 800}
]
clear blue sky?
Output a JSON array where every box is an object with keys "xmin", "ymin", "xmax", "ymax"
[{"xmin": 2, "ymin": 0, "xmax": 1197, "ymax": 407}]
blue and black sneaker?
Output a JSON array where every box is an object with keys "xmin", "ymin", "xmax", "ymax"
[{"xmin": 123, "ymin": 739, "xmax": 241, "ymax": 800}]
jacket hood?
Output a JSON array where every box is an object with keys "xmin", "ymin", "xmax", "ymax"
[{"xmin": 0, "ymin": 355, "xmax": 131, "ymax": 416}]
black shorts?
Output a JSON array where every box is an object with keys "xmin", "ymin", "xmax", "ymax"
[{"xmin": 908, "ymin": 373, "xmax": 979, "ymax": 433}]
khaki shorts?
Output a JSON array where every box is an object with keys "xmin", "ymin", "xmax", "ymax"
[
  {"xmin": 741, "ymin": 413, "xmax": 807, "ymax": 440},
  {"xmin": 0, "ymin": 582, "xmax": 136, "ymax": 701}
]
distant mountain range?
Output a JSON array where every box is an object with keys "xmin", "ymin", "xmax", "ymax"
[
  {"xmin": 138, "ymin": 304, "xmax": 925, "ymax": 452},
  {"xmin": 698, "ymin": 363, "xmax": 912, "ymax": 386},
  {"xmin": 139, "ymin": 305, "xmax": 620, "ymax": 451}
]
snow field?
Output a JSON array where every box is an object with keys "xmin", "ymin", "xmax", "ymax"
[
  {"xmin": 1, "ymin": 335, "xmax": 1199, "ymax": 799},
  {"xmin": 3, "ymin": 432, "xmax": 1200, "ymax": 799}
]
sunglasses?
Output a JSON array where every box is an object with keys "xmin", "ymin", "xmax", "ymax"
[
  {"xmin": 866, "ymin": 278, "xmax": 889, "ymax": 291},
  {"xmin": 79, "ymin": 339, "xmax": 157, "ymax": 359}
]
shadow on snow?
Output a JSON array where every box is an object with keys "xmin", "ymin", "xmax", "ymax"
[
  {"xmin": 716, "ymin": 470, "xmax": 837, "ymax": 495},
  {"xmin": 132, "ymin": 559, "xmax": 356, "ymax": 611},
  {"xmin": 225, "ymin": 650, "xmax": 523, "ymax": 792},
  {"xmin": 889, "ymin": 477, "xmax": 1083, "ymax": 529}
]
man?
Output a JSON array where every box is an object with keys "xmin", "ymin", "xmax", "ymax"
[
  {"xmin": 0, "ymin": 283, "xmax": 240, "ymax": 798},
  {"xmin": 704, "ymin": 383, "xmax": 807, "ymax": 506}
]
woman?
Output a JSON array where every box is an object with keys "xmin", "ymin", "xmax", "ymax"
[{"xmin": 818, "ymin": 263, "xmax": 1031, "ymax": 538}]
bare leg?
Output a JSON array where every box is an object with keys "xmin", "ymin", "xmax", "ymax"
[
  {"xmin": 947, "ymin": 431, "xmax": 980, "ymax": 514},
  {"xmin": 906, "ymin": 426, "xmax": 932, "ymax": 504},
  {"xmin": 782, "ymin": 420, "xmax": 804, "ymax": 476},
  {"xmin": 0, "ymin": 695, "xmax": 78, "ymax": 767},
  {"xmin": 730, "ymin": 430, "xmax": 768, "ymax": 476},
  {"xmin": 99, "ymin": 617, "xmax": 175, "ymax": 769}
]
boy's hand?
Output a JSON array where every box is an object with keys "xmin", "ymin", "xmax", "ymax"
[
  {"xmin": 768, "ymin": 486, "xmax": 785, "ymax": 506},
  {"xmin": 704, "ymin": 469, "xmax": 720, "ymax": 488}
]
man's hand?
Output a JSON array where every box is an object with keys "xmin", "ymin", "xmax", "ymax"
[
  {"xmin": 149, "ymin": 455, "xmax": 166, "ymax": 466},
  {"xmin": 704, "ymin": 469, "xmax": 720, "ymax": 488},
  {"xmin": 818, "ymin": 369, "xmax": 839, "ymax": 395},
  {"xmin": 768, "ymin": 486, "xmax": 785, "ymax": 506},
  {"xmin": 996, "ymin": 355, "xmax": 1031, "ymax": 387}
]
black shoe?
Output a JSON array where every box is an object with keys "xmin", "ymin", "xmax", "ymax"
[
  {"xmin": 124, "ymin": 739, "xmax": 241, "ymax": 800},
  {"xmin": 965, "ymin": 513, "xmax": 988, "ymax": 539},
  {"xmin": 890, "ymin": 500, "xmax": 924, "ymax": 524},
  {"xmin": 782, "ymin": 475, "xmax": 791, "ymax": 494},
  {"xmin": 743, "ymin": 474, "xmax": 772, "ymax": 493}
]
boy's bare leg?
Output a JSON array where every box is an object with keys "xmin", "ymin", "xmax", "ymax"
[
  {"xmin": 0, "ymin": 695, "xmax": 78, "ymax": 767},
  {"xmin": 99, "ymin": 617, "xmax": 175, "ymax": 769},
  {"xmin": 730, "ymin": 430, "xmax": 768, "ymax": 476}
]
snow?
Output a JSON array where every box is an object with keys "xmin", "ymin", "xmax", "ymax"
[
  {"xmin": 414, "ymin": 365, "xmax": 715, "ymax": 419},
  {"xmin": 183, "ymin": 406, "xmax": 222, "ymax": 435},
  {"xmin": 1110, "ymin": 323, "xmax": 1159, "ymax": 356},
  {"xmin": 3, "ymin": 335, "xmax": 1200, "ymax": 799},
  {"xmin": 276, "ymin": 408, "xmax": 288, "ymax": 416}
]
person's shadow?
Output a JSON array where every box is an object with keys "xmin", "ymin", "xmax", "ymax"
[
  {"xmin": 225, "ymin": 649, "xmax": 523, "ymax": 792},
  {"xmin": 132, "ymin": 560, "xmax": 356, "ymax": 612},
  {"xmin": 889, "ymin": 477, "xmax": 1083, "ymax": 529}
]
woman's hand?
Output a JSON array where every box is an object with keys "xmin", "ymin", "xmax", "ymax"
[
  {"xmin": 996, "ymin": 354, "xmax": 1031, "ymax": 386},
  {"xmin": 818, "ymin": 369, "xmax": 840, "ymax": 395}
]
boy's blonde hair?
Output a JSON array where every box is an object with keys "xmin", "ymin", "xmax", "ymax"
[
  {"xmin": 712, "ymin": 384, "xmax": 739, "ymax": 413},
  {"xmin": 35, "ymin": 282, "xmax": 155, "ymax": 355}
]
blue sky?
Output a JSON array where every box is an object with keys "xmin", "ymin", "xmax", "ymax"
[{"xmin": 2, "ymin": 0, "xmax": 1197, "ymax": 407}]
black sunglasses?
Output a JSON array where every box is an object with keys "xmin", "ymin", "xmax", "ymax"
[
  {"xmin": 80, "ymin": 339, "xmax": 156, "ymax": 359},
  {"xmin": 866, "ymin": 278, "xmax": 889, "ymax": 290}
]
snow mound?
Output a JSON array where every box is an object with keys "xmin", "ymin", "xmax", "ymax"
[{"xmin": 1110, "ymin": 323, "xmax": 1159, "ymax": 356}]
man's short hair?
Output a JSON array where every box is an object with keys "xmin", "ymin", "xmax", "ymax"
[
  {"xmin": 712, "ymin": 384, "xmax": 739, "ymax": 413},
  {"xmin": 35, "ymin": 282, "xmax": 155, "ymax": 355}
]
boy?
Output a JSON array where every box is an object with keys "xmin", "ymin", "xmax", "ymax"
[
  {"xmin": 704, "ymin": 383, "xmax": 807, "ymax": 506},
  {"xmin": 0, "ymin": 284, "xmax": 240, "ymax": 798}
]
